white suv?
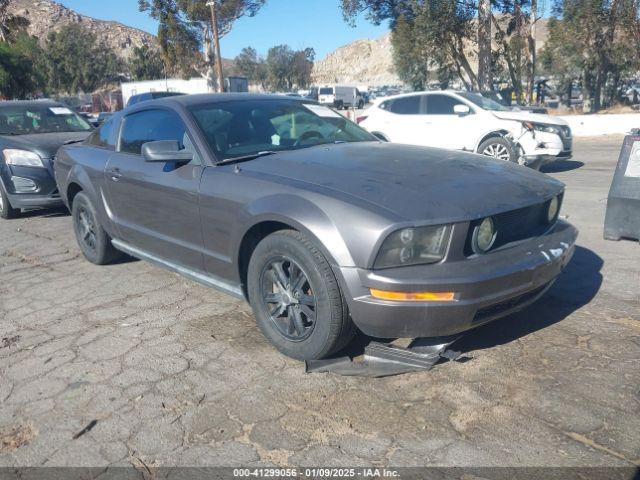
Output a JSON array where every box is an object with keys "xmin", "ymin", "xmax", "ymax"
[{"xmin": 359, "ymin": 91, "xmax": 572, "ymax": 167}]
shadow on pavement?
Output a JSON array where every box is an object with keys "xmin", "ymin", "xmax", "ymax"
[
  {"xmin": 540, "ymin": 160, "xmax": 585, "ymax": 173},
  {"xmin": 456, "ymin": 245, "xmax": 603, "ymax": 353},
  {"xmin": 16, "ymin": 206, "xmax": 70, "ymax": 219}
]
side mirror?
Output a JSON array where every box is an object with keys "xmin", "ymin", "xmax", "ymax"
[
  {"xmin": 142, "ymin": 140, "xmax": 193, "ymax": 163},
  {"xmin": 454, "ymin": 104, "xmax": 471, "ymax": 116}
]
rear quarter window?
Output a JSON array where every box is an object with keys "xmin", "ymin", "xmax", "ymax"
[
  {"xmin": 388, "ymin": 96, "xmax": 421, "ymax": 115},
  {"xmin": 87, "ymin": 116, "xmax": 117, "ymax": 150}
]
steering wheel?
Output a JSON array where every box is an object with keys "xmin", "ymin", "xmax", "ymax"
[{"xmin": 293, "ymin": 130, "xmax": 325, "ymax": 147}]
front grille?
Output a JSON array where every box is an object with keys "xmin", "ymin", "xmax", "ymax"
[
  {"xmin": 466, "ymin": 196, "xmax": 562, "ymax": 255},
  {"xmin": 473, "ymin": 282, "xmax": 551, "ymax": 323}
]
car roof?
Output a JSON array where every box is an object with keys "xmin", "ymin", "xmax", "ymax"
[
  {"xmin": 371, "ymin": 90, "xmax": 468, "ymax": 106},
  {"xmin": 0, "ymin": 99, "xmax": 64, "ymax": 109},
  {"xmin": 166, "ymin": 93, "xmax": 307, "ymax": 106},
  {"xmin": 124, "ymin": 93, "xmax": 314, "ymax": 113}
]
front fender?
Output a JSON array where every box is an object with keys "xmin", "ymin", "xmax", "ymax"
[{"xmin": 234, "ymin": 193, "xmax": 356, "ymax": 268}]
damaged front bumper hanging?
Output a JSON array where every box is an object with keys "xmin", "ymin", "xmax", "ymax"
[{"xmin": 305, "ymin": 336, "xmax": 464, "ymax": 378}]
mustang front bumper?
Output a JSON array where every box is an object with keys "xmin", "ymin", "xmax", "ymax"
[{"xmin": 339, "ymin": 219, "xmax": 578, "ymax": 338}]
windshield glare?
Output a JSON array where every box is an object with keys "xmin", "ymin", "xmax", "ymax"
[
  {"xmin": 0, "ymin": 104, "xmax": 93, "ymax": 135},
  {"xmin": 189, "ymin": 99, "xmax": 376, "ymax": 160},
  {"xmin": 458, "ymin": 92, "xmax": 509, "ymax": 112}
]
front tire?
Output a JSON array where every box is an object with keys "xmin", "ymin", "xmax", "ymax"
[
  {"xmin": 478, "ymin": 137, "xmax": 517, "ymax": 163},
  {"xmin": 247, "ymin": 230, "xmax": 355, "ymax": 360},
  {"xmin": 0, "ymin": 183, "xmax": 19, "ymax": 220},
  {"xmin": 72, "ymin": 192, "xmax": 122, "ymax": 265}
]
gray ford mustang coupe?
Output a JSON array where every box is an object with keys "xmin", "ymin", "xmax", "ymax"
[{"xmin": 54, "ymin": 94, "xmax": 578, "ymax": 360}]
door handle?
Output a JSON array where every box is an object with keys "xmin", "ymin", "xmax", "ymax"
[{"xmin": 108, "ymin": 168, "xmax": 122, "ymax": 182}]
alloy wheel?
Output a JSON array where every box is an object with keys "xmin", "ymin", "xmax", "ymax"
[
  {"xmin": 77, "ymin": 206, "xmax": 97, "ymax": 253},
  {"xmin": 260, "ymin": 257, "xmax": 317, "ymax": 341},
  {"xmin": 483, "ymin": 142, "xmax": 511, "ymax": 161}
]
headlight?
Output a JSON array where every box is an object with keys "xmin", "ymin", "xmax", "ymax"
[
  {"xmin": 548, "ymin": 196, "xmax": 560, "ymax": 222},
  {"xmin": 3, "ymin": 149, "xmax": 45, "ymax": 168},
  {"xmin": 374, "ymin": 225, "xmax": 450, "ymax": 269},
  {"xmin": 472, "ymin": 217, "xmax": 496, "ymax": 254},
  {"xmin": 523, "ymin": 122, "xmax": 562, "ymax": 135}
]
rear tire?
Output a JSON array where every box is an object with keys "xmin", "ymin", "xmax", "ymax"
[
  {"xmin": 72, "ymin": 192, "xmax": 122, "ymax": 265},
  {"xmin": 247, "ymin": 230, "xmax": 355, "ymax": 360},
  {"xmin": 478, "ymin": 137, "xmax": 517, "ymax": 163},
  {"xmin": 0, "ymin": 182, "xmax": 19, "ymax": 220}
]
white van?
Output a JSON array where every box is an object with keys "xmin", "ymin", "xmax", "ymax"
[{"xmin": 318, "ymin": 86, "xmax": 364, "ymax": 109}]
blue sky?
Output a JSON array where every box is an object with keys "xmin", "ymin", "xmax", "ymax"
[{"xmin": 58, "ymin": 0, "xmax": 390, "ymax": 60}]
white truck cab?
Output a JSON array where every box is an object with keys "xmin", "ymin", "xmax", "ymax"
[{"xmin": 318, "ymin": 86, "xmax": 364, "ymax": 110}]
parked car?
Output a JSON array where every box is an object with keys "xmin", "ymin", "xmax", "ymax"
[
  {"xmin": 360, "ymin": 91, "xmax": 573, "ymax": 168},
  {"xmin": 0, "ymin": 100, "xmax": 93, "ymax": 219},
  {"xmin": 96, "ymin": 112, "xmax": 114, "ymax": 125},
  {"xmin": 300, "ymin": 87, "xmax": 318, "ymax": 101},
  {"xmin": 126, "ymin": 91, "xmax": 186, "ymax": 107},
  {"xmin": 318, "ymin": 86, "xmax": 365, "ymax": 109},
  {"xmin": 55, "ymin": 94, "xmax": 577, "ymax": 360}
]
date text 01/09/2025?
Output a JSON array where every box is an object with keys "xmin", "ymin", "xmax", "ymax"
[{"xmin": 232, "ymin": 468, "xmax": 400, "ymax": 478}]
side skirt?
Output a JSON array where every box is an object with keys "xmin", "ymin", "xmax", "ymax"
[{"xmin": 111, "ymin": 239, "xmax": 245, "ymax": 300}]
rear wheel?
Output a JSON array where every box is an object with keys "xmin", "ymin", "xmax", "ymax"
[
  {"xmin": 0, "ymin": 183, "xmax": 19, "ymax": 220},
  {"xmin": 72, "ymin": 192, "xmax": 122, "ymax": 265},
  {"xmin": 478, "ymin": 137, "xmax": 516, "ymax": 163},
  {"xmin": 247, "ymin": 230, "xmax": 355, "ymax": 360}
]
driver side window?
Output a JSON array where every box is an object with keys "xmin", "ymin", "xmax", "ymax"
[{"xmin": 119, "ymin": 109, "xmax": 200, "ymax": 163}]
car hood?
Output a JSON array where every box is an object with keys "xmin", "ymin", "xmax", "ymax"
[
  {"xmin": 491, "ymin": 110, "xmax": 569, "ymax": 126},
  {"xmin": 240, "ymin": 142, "xmax": 565, "ymax": 224},
  {"xmin": 0, "ymin": 131, "xmax": 91, "ymax": 158}
]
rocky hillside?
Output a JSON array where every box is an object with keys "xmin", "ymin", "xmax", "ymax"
[
  {"xmin": 7, "ymin": 0, "xmax": 157, "ymax": 60},
  {"xmin": 313, "ymin": 19, "xmax": 549, "ymax": 87},
  {"xmin": 312, "ymin": 33, "xmax": 400, "ymax": 87}
]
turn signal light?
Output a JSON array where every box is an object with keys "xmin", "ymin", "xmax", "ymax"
[{"xmin": 369, "ymin": 289, "xmax": 456, "ymax": 302}]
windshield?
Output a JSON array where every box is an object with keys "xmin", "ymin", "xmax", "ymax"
[
  {"xmin": 319, "ymin": 88, "xmax": 333, "ymax": 95},
  {"xmin": 0, "ymin": 104, "xmax": 93, "ymax": 135},
  {"xmin": 458, "ymin": 92, "xmax": 509, "ymax": 112},
  {"xmin": 189, "ymin": 99, "xmax": 375, "ymax": 161}
]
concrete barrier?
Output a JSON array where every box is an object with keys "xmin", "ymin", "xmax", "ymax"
[{"xmin": 560, "ymin": 113, "xmax": 640, "ymax": 137}]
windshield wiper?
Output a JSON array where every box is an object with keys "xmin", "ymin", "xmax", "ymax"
[{"xmin": 217, "ymin": 150, "xmax": 277, "ymax": 166}]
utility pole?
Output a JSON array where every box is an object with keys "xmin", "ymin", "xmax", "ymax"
[
  {"xmin": 206, "ymin": 0, "xmax": 225, "ymax": 92},
  {"xmin": 527, "ymin": 0, "xmax": 538, "ymax": 104},
  {"xmin": 477, "ymin": 0, "xmax": 492, "ymax": 92}
]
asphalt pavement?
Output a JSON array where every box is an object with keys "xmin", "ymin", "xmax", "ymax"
[{"xmin": 0, "ymin": 136, "xmax": 638, "ymax": 469}]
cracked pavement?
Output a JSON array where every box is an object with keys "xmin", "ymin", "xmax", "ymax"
[{"xmin": 0, "ymin": 136, "xmax": 638, "ymax": 469}]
